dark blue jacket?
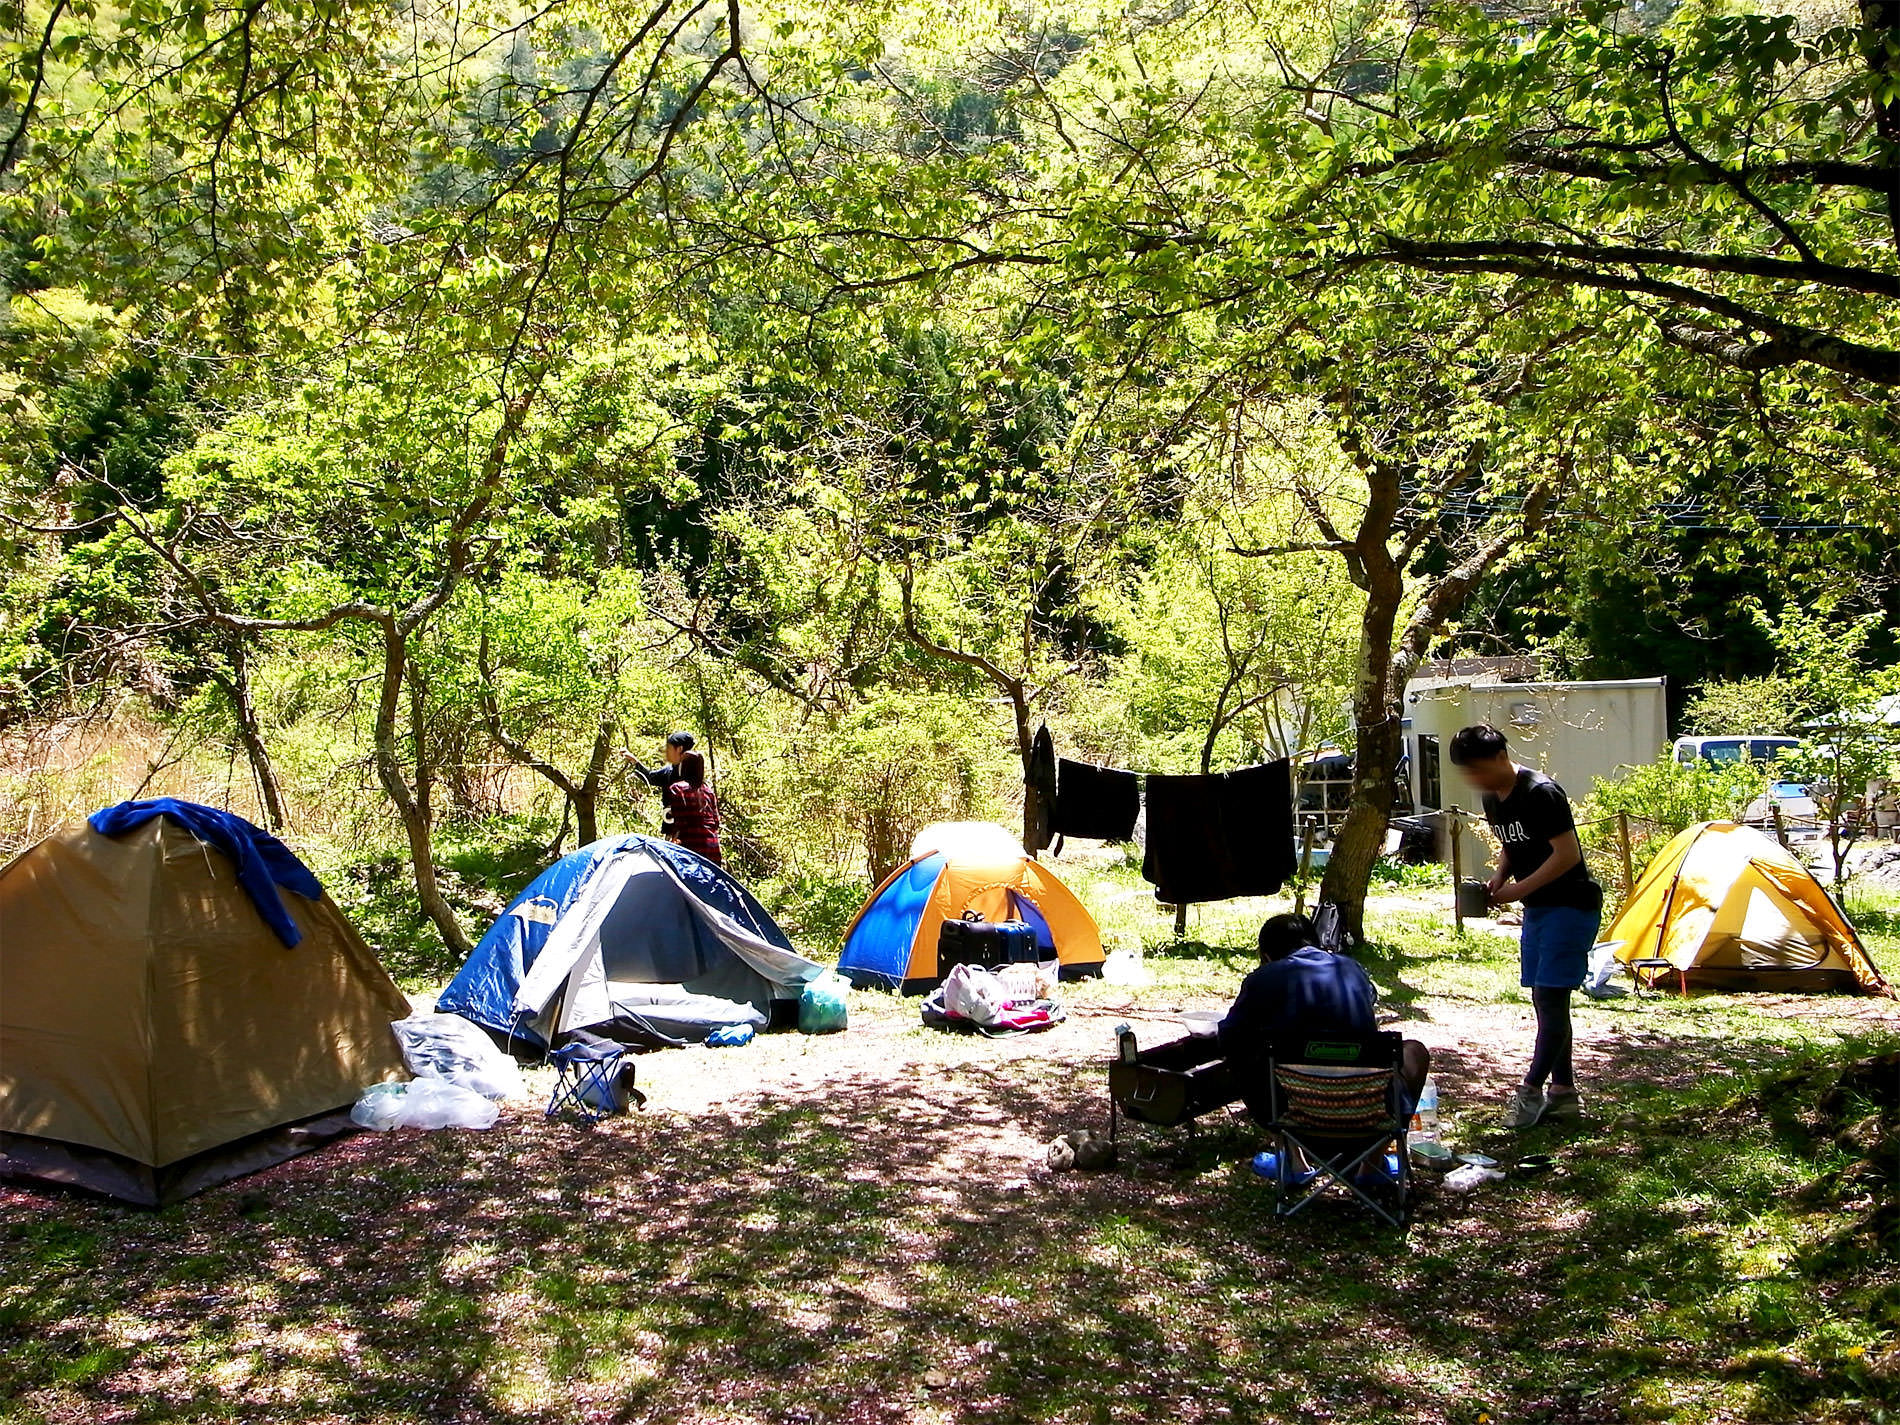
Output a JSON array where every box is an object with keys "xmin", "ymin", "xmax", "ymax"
[
  {"xmin": 88, "ymin": 798, "xmax": 324, "ymax": 947},
  {"xmin": 1218, "ymin": 946, "xmax": 1377, "ymax": 1055}
]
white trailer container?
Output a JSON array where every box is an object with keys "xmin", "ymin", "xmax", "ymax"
[{"xmin": 1404, "ymin": 676, "xmax": 1669, "ymax": 872}]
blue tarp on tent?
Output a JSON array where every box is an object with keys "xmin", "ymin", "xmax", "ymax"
[{"xmin": 437, "ymin": 834, "xmax": 800, "ymax": 1044}]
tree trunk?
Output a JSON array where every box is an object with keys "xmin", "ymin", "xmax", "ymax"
[
  {"xmin": 1202, "ymin": 672, "xmax": 1239, "ymax": 775},
  {"xmin": 1319, "ymin": 566, "xmax": 1405, "ymax": 943},
  {"xmin": 374, "ymin": 622, "xmax": 470, "ymax": 955},
  {"xmin": 1861, "ymin": 0, "xmax": 1900, "ymax": 249},
  {"xmin": 219, "ymin": 642, "xmax": 287, "ymax": 832},
  {"xmin": 573, "ymin": 792, "xmax": 599, "ymax": 851},
  {"xmin": 477, "ymin": 628, "xmax": 617, "ymax": 850},
  {"xmin": 572, "ymin": 717, "xmax": 616, "ymax": 847},
  {"xmin": 894, "ymin": 572, "xmax": 1054, "ymax": 856},
  {"xmin": 1010, "ymin": 686, "xmax": 1044, "ymax": 856}
]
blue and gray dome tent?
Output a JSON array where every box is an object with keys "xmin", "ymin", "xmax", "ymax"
[{"xmin": 437, "ymin": 835, "xmax": 821, "ymax": 1046}]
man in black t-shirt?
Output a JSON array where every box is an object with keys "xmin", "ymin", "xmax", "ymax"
[{"xmin": 1450, "ymin": 723, "xmax": 1603, "ymax": 1130}]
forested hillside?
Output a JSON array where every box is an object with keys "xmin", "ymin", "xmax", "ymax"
[{"xmin": 4, "ymin": 0, "xmax": 1897, "ymax": 962}]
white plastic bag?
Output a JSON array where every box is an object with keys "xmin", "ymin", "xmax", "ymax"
[
  {"xmin": 941, "ymin": 963, "xmax": 1013, "ymax": 1027},
  {"xmin": 1443, "ymin": 1163, "xmax": 1506, "ymax": 1193},
  {"xmin": 391, "ymin": 1013, "xmax": 524, "ymax": 1100},
  {"xmin": 1100, "ymin": 948, "xmax": 1152, "ymax": 987},
  {"xmin": 1581, "ymin": 946, "xmax": 1628, "ymax": 999},
  {"xmin": 350, "ymin": 1081, "xmax": 408, "ymax": 1131},
  {"xmin": 398, "ymin": 1078, "xmax": 500, "ymax": 1130},
  {"xmin": 350, "ymin": 1079, "xmax": 500, "ymax": 1132}
]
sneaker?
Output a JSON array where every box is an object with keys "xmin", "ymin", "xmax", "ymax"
[
  {"xmin": 1251, "ymin": 1151, "xmax": 1318, "ymax": 1188},
  {"xmin": 1541, "ymin": 1089, "xmax": 1583, "ymax": 1121},
  {"xmin": 1502, "ymin": 1086, "xmax": 1546, "ymax": 1130}
]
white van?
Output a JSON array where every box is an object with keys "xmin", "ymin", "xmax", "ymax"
[{"xmin": 1672, "ymin": 735, "xmax": 1801, "ymax": 766}]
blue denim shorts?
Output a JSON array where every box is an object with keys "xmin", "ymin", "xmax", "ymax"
[{"xmin": 1520, "ymin": 904, "xmax": 1600, "ymax": 989}]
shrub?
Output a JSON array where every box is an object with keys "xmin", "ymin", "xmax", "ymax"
[{"xmin": 1578, "ymin": 755, "xmax": 1770, "ymax": 900}]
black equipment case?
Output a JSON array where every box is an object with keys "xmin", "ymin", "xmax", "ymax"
[
  {"xmin": 1108, "ymin": 1034, "xmax": 1241, "ymax": 1129},
  {"xmin": 936, "ymin": 913, "xmax": 1041, "ymax": 975}
]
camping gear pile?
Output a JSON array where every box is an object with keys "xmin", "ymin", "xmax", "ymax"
[
  {"xmin": 351, "ymin": 1012, "xmax": 528, "ymax": 1132},
  {"xmin": 921, "ymin": 962, "xmax": 1067, "ymax": 1035}
]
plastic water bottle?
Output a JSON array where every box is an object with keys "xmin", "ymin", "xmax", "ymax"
[
  {"xmin": 1115, "ymin": 1023, "xmax": 1138, "ymax": 1064},
  {"xmin": 1411, "ymin": 1076, "xmax": 1440, "ymax": 1143}
]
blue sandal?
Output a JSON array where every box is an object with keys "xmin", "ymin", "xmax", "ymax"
[{"xmin": 1252, "ymin": 1151, "xmax": 1319, "ymax": 1189}]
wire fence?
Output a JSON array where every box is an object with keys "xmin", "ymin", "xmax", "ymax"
[{"xmin": 1437, "ymin": 805, "xmax": 1677, "ymax": 931}]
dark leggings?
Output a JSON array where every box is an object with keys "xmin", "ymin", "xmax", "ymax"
[{"xmin": 1526, "ymin": 986, "xmax": 1574, "ymax": 1089}]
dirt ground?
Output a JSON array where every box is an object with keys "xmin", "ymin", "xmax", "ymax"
[
  {"xmin": 7, "ymin": 885, "xmax": 1899, "ymax": 1425},
  {"xmin": 6, "ymin": 958, "xmax": 1898, "ymax": 1425},
  {"xmin": 432, "ymin": 956, "xmax": 1900, "ymax": 1192}
]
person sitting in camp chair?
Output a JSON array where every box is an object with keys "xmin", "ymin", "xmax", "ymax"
[{"xmin": 1219, "ymin": 913, "xmax": 1430, "ymax": 1185}]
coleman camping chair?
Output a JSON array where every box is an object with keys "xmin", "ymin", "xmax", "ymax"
[{"xmin": 1259, "ymin": 1032, "xmax": 1411, "ymax": 1226}]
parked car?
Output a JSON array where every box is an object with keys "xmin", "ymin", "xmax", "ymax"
[
  {"xmin": 1743, "ymin": 780, "xmax": 1820, "ymax": 837},
  {"xmin": 1672, "ymin": 735, "xmax": 1801, "ymax": 767}
]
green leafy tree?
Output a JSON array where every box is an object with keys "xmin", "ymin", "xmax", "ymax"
[
  {"xmin": 1764, "ymin": 603, "xmax": 1900, "ymax": 884},
  {"xmin": 1092, "ymin": 490, "xmax": 1359, "ymax": 773},
  {"xmin": 1683, "ymin": 677, "xmax": 1810, "ymax": 738},
  {"xmin": 459, "ymin": 571, "xmax": 658, "ymax": 850},
  {"xmin": 1578, "ymin": 754, "xmax": 1770, "ymax": 898}
]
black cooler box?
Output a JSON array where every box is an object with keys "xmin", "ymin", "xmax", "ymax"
[
  {"xmin": 1109, "ymin": 1034, "xmax": 1241, "ymax": 1127},
  {"xmin": 936, "ymin": 913, "xmax": 1041, "ymax": 975}
]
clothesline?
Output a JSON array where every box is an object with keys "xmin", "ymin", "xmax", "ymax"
[{"xmin": 1027, "ymin": 726, "xmax": 1298, "ymax": 909}]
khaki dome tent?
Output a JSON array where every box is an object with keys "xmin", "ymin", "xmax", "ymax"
[
  {"xmin": 1604, "ymin": 821, "xmax": 1888, "ymax": 994},
  {"xmin": 0, "ymin": 812, "xmax": 408, "ymax": 1204}
]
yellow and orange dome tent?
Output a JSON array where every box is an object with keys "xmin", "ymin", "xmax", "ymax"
[
  {"xmin": 1604, "ymin": 822, "xmax": 1887, "ymax": 994},
  {"xmin": 837, "ymin": 822, "xmax": 1104, "ymax": 992}
]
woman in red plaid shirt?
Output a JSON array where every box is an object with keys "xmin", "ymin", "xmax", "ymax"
[{"xmin": 661, "ymin": 750, "xmax": 723, "ymax": 864}]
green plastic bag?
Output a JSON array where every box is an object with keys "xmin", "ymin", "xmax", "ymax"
[{"xmin": 798, "ymin": 971, "xmax": 850, "ymax": 1034}]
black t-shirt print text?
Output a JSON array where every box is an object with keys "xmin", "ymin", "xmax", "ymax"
[{"xmin": 1482, "ymin": 769, "xmax": 1604, "ymax": 912}]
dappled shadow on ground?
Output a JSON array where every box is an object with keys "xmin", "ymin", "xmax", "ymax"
[{"xmin": 3, "ymin": 993, "xmax": 1898, "ymax": 1425}]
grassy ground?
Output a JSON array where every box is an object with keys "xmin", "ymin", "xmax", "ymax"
[{"xmin": 3, "ymin": 860, "xmax": 1898, "ymax": 1424}]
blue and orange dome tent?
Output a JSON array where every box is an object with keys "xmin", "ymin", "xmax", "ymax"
[{"xmin": 838, "ymin": 822, "xmax": 1105, "ymax": 993}]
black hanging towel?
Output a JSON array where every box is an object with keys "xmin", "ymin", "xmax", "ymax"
[
  {"xmin": 1052, "ymin": 759, "xmax": 1141, "ymax": 842},
  {"xmin": 1141, "ymin": 759, "xmax": 1296, "ymax": 904},
  {"xmin": 1024, "ymin": 724, "xmax": 1058, "ymax": 852}
]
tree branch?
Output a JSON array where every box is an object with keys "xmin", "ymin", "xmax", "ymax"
[{"xmin": 896, "ymin": 569, "xmax": 1023, "ymax": 697}]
